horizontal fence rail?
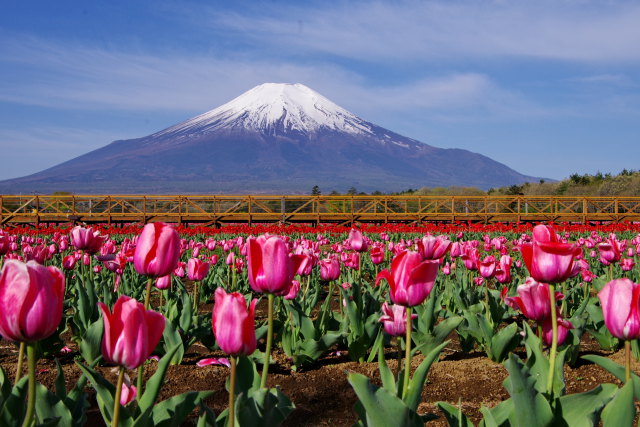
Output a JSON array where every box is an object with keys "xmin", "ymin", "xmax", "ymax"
[{"xmin": 1, "ymin": 195, "xmax": 640, "ymax": 226}]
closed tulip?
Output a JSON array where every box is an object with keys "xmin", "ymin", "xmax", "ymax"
[
  {"xmin": 212, "ymin": 288, "xmax": 257, "ymax": 356},
  {"xmin": 319, "ymin": 258, "xmax": 341, "ymax": 281},
  {"xmin": 187, "ymin": 258, "xmax": 210, "ymax": 281},
  {"xmin": 520, "ymin": 224, "xmax": 580, "ymax": 283},
  {"xmin": 348, "ymin": 229, "xmax": 368, "ymax": 252},
  {"xmin": 478, "ymin": 255, "xmax": 497, "ymax": 279},
  {"xmin": 0, "ymin": 260, "xmax": 65, "ymax": 342},
  {"xmin": 247, "ymin": 235, "xmax": 303, "ymax": 296},
  {"xmin": 134, "ymin": 223, "xmax": 181, "ymax": 278},
  {"xmin": 505, "ymin": 277, "xmax": 560, "ymax": 322},
  {"xmin": 375, "ymin": 250, "xmax": 439, "ymax": 307},
  {"xmin": 541, "ymin": 314, "xmax": 573, "ymax": 347},
  {"xmin": 369, "ymin": 246, "xmax": 385, "ymax": 265},
  {"xmin": 98, "ymin": 296, "xmax": 165, "ymax": 370},
  {"xmin": 379, "ymin": 302, "xmax": 417, "ymax": 337},
  {"xmin": 70, "ymin": 225, "xmax": 104, "ymax": 254},
  {"xmin": 598, "ymin": 278, "xmax": 640, "ymax": 340}
]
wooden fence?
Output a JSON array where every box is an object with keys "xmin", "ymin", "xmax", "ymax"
[{"xmin": 1, "ymin": 195, "xmax": 640, "ymax": 226}]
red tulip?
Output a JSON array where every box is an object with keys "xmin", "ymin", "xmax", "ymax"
[
  {"xmin": 134, "ymin": 223, "xmax": 181, "ymax": 278},
  {"xmin": 0, "ymin": 260, "xmax": 65, "ymax": 342},
  {"xmin": 247, "ymin": 235, "xmax": 303, "ymax": 296},
  {"xmin": 98, "ymin": 296, "xmax": 165, "ymax": 370},
  {"xmin": 379, "ymin": 302, "xmax": 417, "ymax": 337},
  {"xmin": 212, "ymin": 288, "xmax": 257, "ymax": 356},
  {"xmin": 520, "ymin": 225, "xmax": 580, "ymax": 283},
  {"xmin": 369, "ymin": 246, "xmax": 385, "ymax": 265},
  {"xmin": 375, "ymin": 250, "xmax": 439, "ymax": 307},
  {"xmin": 598, "ymin": 278, "xmax": 640, "ymax": 340}
]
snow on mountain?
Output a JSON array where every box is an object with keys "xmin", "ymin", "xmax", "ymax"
[{"xmin": 154, "ymin": 83, "xmax": 375, "ymax": 138}]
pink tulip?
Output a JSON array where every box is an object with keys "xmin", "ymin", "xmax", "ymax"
[
  {"xmin": 319, "ymin": 258, "xmax": 341, "ymax": 281},
  {"xmin": 70, "ymin": 226, "xmax": 104, "ymax": 254},
  {"xmin": 541, "ymin": 314, "xmax": 573, "ymax": 346},
  {"xmin": 247, "ymin": 235, "xmax": 304, "ymax": 296},
  {"xmin": 120, "ymin": 376, "xmax": 137, "ymax": 406},
  {"xmin": 0, "ymin": 260, "xmax": 65, "ymax": 343},
  {"xmin": 348, "ymin": 229, "xmax": 368, "ymax": 252},
  {"xmin": 375, "ymin": 250, "xmax": 439, "ymax": 307},
  {"xmin": 505, "ymin": 277, "xmax": 560, "ymax": 322},
  {"xmin": 187, "ymin": 258, "xmax": 210, "ymax": 281},
  {"xmin": 621, "ymin": 258, "xmax": 635, "ymax": 271},
  {"xmin": 295, "ymin": 253, "xmax": 314, "ymax": 277},
  {"xmin": 344, "ymin": 252, "xmax": 360, "ymax": 270},
  {"xmin": 98, "ymin": 296, "xmax": 165, "ymax": 370},
  {"xmin": 598, "ymin": 278, "xmax": 640, "ymax": 340},
  {"xmin": 442, "ymin": 262, "xmax": 451, "ymax": 276},
  {"xmin": 478, "ymin": 255, "xmax": 497, "ymax": 279},
  {"xmin": 598, "ymin": 238, "xmax": 623, "ymax": 265},
  {"xmin": 284, "ymin": 280, "xmax": 301, "ymax": 300},
  {"xmin": 134, "ymin": 223, "xmax": 181, "ymax": 278},
  {"xmin": 62, "ymin": 254, "xmax": 77, "ymax": 270},
  {"xmin": 495, "ymin": 255, "xmax": 513, "ymax": 284},
  {"xmin": 174, "ymin": 261, "xmax": 186, "ymax": 278},
  {"xmin": 418, "ymin": 235, "xmax": 451, "ymax": 260},
  {"xmin": 155, "ymin": 274, "xmax": 172, "ymax": 290},
  {"xmin": 520, "ymin": 225, "xmax": 580, "ymax": 284},
  {"xmin": 212, "ymin": 288, "xmax": 257, "ymax": 356},
  {"xmin": 379, "ymin": 302, "xmax": 417, "ymax": 337}
]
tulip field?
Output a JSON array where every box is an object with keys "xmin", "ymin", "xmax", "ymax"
[{"xmin": 1, "ymin": 221, "xmax": 640, "ymax": 426}]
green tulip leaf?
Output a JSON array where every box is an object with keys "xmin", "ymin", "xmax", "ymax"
[
  {"xmin": 0, "ymin": 376, "xmax": 27, "ymax": 426},
  {"xmin": 79, "ymin": 317, "xmax": 104, "ymax": 365},
  {"xmin": 235, "ymin": 386, "xmax": 295, "ymax": 427},
  {"xmin": 436, "ymin": 401, "xmax": 474, "ymax": 427},
  {"xmin": 35, "ymin": 382, "xmax": 74, "ymax": 427},
  {"xmin": 555, "ymin": 383, "xmax": 617, "ymax": 427},
  {"xmin": 601, "ymin": 381, "xmax": 635, "ymax": 427},
  {"xmin": 405, "ymin": 341, "xmax": 448, "ymax": 411},
  {"xmin": 347, "ymin": 372, "xmax": 424, "ymax": 427},
  {"xmin": 503, "ymin": 353, "xmax": 553, "ymax": 427},
  {"xmin": 162, "ymin": 321, "xmax": 185, "ymax": 365},
  {"xmin": 151, "ymin": 391, "xmax": 213, "ymax": 427},
  {"xmin": 377, "ymin": 342, "xmax": 398, "ymax": 396},
  {"xmin": 478, "ymin": 399, "xmax": 513, "ymax": 427},
  {"xmin": 581, "ymin": 354, "xmax": 640, "ymax": 398},
  {"xmin": 138, "ymin": 343, "xmax": 182, "ymax": 413},
  {"xmin": 489, "ymin": 322, "xmax": 520, "ymax": 363}
]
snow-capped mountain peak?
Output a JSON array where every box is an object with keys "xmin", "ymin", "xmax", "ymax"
[{"xmin": 154, "ymin": 83, "xmax": 373, "ymax": 138}]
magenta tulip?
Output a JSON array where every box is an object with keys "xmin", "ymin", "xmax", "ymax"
[
  {"xmin": 187, "ymin": 258, "xmax": 210, "ymax": 281},
  {"xmin": 134, "ymin": 223, "xmax": 181, "ymax": 278},
  {"xmin": 598, "ymin": 238, "xmax": 623, "ymax": 265},
  {"xmin": 621, "ymin": 258, "xmax": 635, "ymax": 271},
  {"xmin": 379, "ymin": 302, "xmax": 417, "ymax": 337},
  {"xmin": 70, "ymin": 226, "xmax": 104, "ymax": 254},
  {"xmin": 541, "ymin": 314, "xmax": 573, "ymax": 346},
  {"xmin": 505, "ymin": 277, "xmax": 560, "ymax": 322},
  {"xmin": 598, "ymin": 278, "xmax": 640, "ymax": 340},
  {"xmin": 478, "ymin": 255, "xmax": 497, "ymax": 279},
  {"xmin": 319, "ymin": 258, "xmax": 341, "ymax": 281},
  {"xmin": 212, "ymin": 288, "xmax": 257, "ymax": 356},
  {"xmin": 348, "ymin": 229, "xmax": 369, "ymax": 252},
  {"xmin": 155, "ymin": 274, "xmax": 172, "ymax": 290},
  {"xmin": 369, "ymin": 246, "xmax": 385, "ymax": 265},
  {"xmin": 98, "ymin": 296, "xmax": 165, "ymax": 370},
  {"xmin": 375, "ymin": 250, "xmax": 439, "ymax": 307},
  {"xmin": 0, "ymin": 260, "xmax": 65, "ymax": 343},
  {"xmin": 418, "ymin": 235, "xmax": 451, "ymax": 260},
  {"xmin": 284, "ymin": 280, "xmax": 301, "ymax": 300},
  {"xmin": 247, "ymin": 235, "xmax": 303, "ymax": 296},
  {"xmin": 520, "ymin": 224, "xmax": 580, "ymax": 283}
]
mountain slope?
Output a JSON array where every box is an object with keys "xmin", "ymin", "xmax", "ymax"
[{"xmin": 0, "ymin": 83, "xmax": 541, "ymax": 194}]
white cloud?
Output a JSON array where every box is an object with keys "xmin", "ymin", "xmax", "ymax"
[{"xmin": 202, "ymin": 0, "xmax": 640, "ymax": 63}]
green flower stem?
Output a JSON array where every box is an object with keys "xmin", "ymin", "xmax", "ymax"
[
  {"xmin": 546, "ymin": 284, "xmax": 558, "ymax": 396},
  {"xmin": 625, "ymin": 340, "xmax": 631, "ymax": 383},
  {"xmin": 138, "ymin": 277, "xmax": 154, "ymax": 399},
  {"xmin": 402, "ymin": 307, "xmax": 413, "ymax": 399},
  {"xmin": 15, "ymin": 341, "xmax": 25, "ymax": 383},
  {"xmin": 144, "ymin": 277, "xmax": 153, "ymax": 310},
  {"xmin": 21, "ymin": 343, "xmax": 36, "ymax": 427},
  {"xmin": 112, "ymin": 367, "xmax": 125, "ymax": 427},
  {"xmin": 229, "ymin": 356, "xmax": 237, "ymax": 427},
  {"xmin": 397, "ymin": 337, "xmax": 403, "ymax": 382},
  {"xmin": 193, "ymin": 281, "xmax": 199, "ymax": 311},
  {"xmin": 260, "ymin": 293, "xmax": 275, "ymax": 388}
]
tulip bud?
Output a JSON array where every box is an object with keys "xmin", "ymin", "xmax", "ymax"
[
  {"xmin": 212, "ymin": 288, "xmax": 257, "ymax": 356},
  {"xmin": 134, "ymin": 223, "xmax": 180, "ymax": 278}
]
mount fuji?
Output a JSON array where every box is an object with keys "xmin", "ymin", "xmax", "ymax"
[{"xmin": 0, "ymin": 83, "xmax": 540, "ymax": 194}]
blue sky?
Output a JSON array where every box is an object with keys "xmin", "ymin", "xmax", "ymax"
[{"xmin": 1, "ymin": 0, "xmax": 639, "ymax": 183}]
